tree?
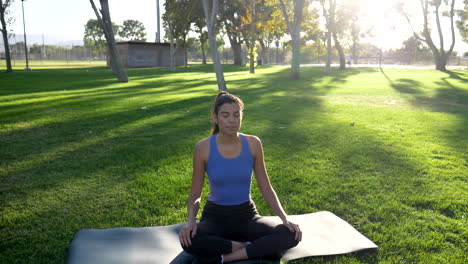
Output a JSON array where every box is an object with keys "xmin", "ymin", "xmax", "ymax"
[
  {"xmin": 83, "ymin": 18, "xmax": 119, "ymax": 56},
  {"xmin": 334, "ymin": 1, "xmax": 363, "ymax": 65},
  {"xmin": 192, "ymin": 3, "xmax": 208, "ymax": 64},
  {"xmin": 397, "ymin": 0, "xmax": 456, "ymax": 71},
  {"xmin": 264, "ymin": 0, "xmax": 289, "ymax": 64},
  {"xmin": 241, "ymin": 0, "xmax": 258, "ymax": 73},
  {"xmin": 279, "ymin": 0, "xmax": 306, "ymax": 79},
  {"xmin": 119, "ymin": 19, "xmax": 147, "ymax": 41},
  {"xmin": 398, "ymin": 35, "xmax": 431, "ymax": 64},
  {"xmin": 203, "ymin": 0, "xmax": 227, "ymax": 91},
  {"xmin": 220, "ymin": 0, "xmax": 246, "ymax": 66},
  {"xmin": 457, "ymin": 0, "xmax": 468, "ymax": 43},
  {"xmin": 163, "ymin": 0, "xmax": 177, "ymax": 70},
  {"xmin": 164, "ymin": 0, "xmax": 198, "ymax": 69},
  {"xmin": 0, "ymin": 0, "xmax": 13, "ymax": 72},
  {"xmin": 89, "ymin": 0, "xmax": 128, "ymax": 83},
  {"xmin": 321, "ymin": 0, "xmax": 345, "ymax": 70}
]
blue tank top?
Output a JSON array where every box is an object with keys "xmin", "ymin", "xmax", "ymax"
[{"xmin": 206, "ymin": 133, "xmax": 254, "ymax": 205}]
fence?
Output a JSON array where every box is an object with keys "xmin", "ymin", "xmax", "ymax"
[
  {"xmin": 0, "ymin": 34, "xmax": 106, "ymax": 66},
  {"xmin": 1, "ymin": 34, "xmax": 467, "ymax": 68}
]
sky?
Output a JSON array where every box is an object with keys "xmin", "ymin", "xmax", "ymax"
[
  {"xmin": 7, "ymin": 0, "xmax": 165, "ymax": 44},
  {"xmin": 5, "ymin": 0, "xmax": 467, "ymax": 54}
]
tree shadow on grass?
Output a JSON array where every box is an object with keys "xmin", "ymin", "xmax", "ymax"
[
  {"xmin": 2, "ymin": 65, "xmax": 465, "ymax": 263},
  {"xmin": 380, "ymin": 68, "xmax": 468, "ymax": 154},
  {"xmin": 1, "ymin": 65, "xmax": 375, "ymax": 263}
]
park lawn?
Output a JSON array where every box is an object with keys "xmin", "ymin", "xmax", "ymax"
[
  {"xmin": 0, "ymin": 64, "xmax": 467, "ymax": 263},
  {"xmin": 0, "ymin": 60, "xmax": 106, "ymax": 69}
]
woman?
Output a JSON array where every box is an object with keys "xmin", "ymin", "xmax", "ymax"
[{"xmin": 179, "ymin": 92, "xmax": 301, "ymax": 264}]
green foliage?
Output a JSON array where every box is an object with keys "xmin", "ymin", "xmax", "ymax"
[
  {"xmin": 83, "ymin": 19, "xmax": 119, "ymax": 50},
  {"xmin": 163, "ymin": 0, "xmax": 197, "ymax": 43},
  {"xmin": 118, "ymin": 19, "xmax": 147, "ymax": 41},
  {"xmin": 0, "ymin": 0, "xmax": 15, "ymax": 34},
  {"xmin": 456, "ymin": 0, "xmax": 468, "ymax": 43}
]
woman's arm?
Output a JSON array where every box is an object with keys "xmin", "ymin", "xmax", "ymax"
[
  {"xmin": 187, "ymin": 141, "xmax": 206, "ymax": 222},
  {"xmin": 251, "ymin": 136, "xmax": 288, "ymax": 221},
  {"xmin": 250, "ymin": 136, "xmax": 302, "ymax": 241},
  {"xmin": 180, "ymin": 140, "xmax": 207, "ymax": 247}
]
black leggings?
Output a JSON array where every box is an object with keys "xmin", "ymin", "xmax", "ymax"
[{"xmin": 181, "ymin": 200, "xmax": 299, "ymax": 259}]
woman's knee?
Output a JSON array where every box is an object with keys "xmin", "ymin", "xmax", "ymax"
[{"xmin": 276, "ymin": 224, "xmax": 299, "ymax": 248}]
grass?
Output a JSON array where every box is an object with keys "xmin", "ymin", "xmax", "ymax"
[
  {"xmin": 0, "ymin": 60, "xmax": 106, "ymax": 69},
  {"xmin": 0, "ymin": 64, "xmax": 467, "ymax": 263}
]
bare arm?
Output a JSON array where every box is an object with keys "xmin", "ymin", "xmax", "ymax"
[
  {"xmin": 187, "ymin": 142, "xmax": 205, "ymax": 222},
  {"xmin": 180, "ymin": 140, "xmax": 207, "ymax": 247},
  {"xmin": 251, "ymin": 136, "xmax": 288, "ymax": 221},
  {"xmin": 251, "ymin": 136, "xmax": 302, "ymax": 241}
]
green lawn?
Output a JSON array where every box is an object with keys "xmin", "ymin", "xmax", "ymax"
[
  {"xmin": 0, "ymin": 64, "xmax": 467, "ymax": 263},
  {"xmin": 0, "ymin": 60, "xmax": 106, "ymax": 69}
]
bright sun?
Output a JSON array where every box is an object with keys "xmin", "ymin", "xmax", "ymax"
[{"xmin": 352, "ymin": 0, "xmax": 416, "ymax": 50}]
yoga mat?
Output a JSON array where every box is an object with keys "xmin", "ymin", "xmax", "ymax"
[{"xmin": 66, "ymin": 211, "xmax": 377, "ymax": 264}]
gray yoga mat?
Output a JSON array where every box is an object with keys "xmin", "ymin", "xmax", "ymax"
[{"xmin": 66, "ymin": 211, "xmax": 377, "ymax": 264}]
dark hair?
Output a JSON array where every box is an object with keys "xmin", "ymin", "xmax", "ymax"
[{"xmin": 210, "ymin": 91, "xmax": 244, "ymax": 135}]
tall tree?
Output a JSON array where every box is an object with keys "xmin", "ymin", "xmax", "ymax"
[
  {"xmin": 164, "ymin": 0, "xmax": 197, "ymax": 68},
  {"xmin": 241, "ymin": 0, "xmax": 258, "ymax": 73},
  {"xmin": 220, "ymin": 0, "xmax": 245, "ymax": 65},
  {"xmin": 335, "ymin": 0, "xmax": 363, "ymax": 65},
  {"xmin": 279, "ymin": 0, "xmax": 306, "ymax": 79},
  {"xmin": 397, "ymin": 0, "xmax": 456, "ymax": 71},
  {"xmin": 164, "ymin": 0, "xmax": 176, "ymax": 70},
  {"xmin": 89, "ymin": 0, "xmax": 128, "ymax": 82},
  {"xmin": 203, "ymin": 0, "xmax": 227, "ymax": 91},
  {"xmin": 119, "ymin": 19, "xmax": 147, "ymax": 41},
  {"xmin": 192, "ymin": 3, "xmax": 208, "ymax": 64},
  {"xmin": 0, "ymin": 0, "xmax": 13, "ymax": 72},
  {"xmin": 457, "ymin": 0, "xmax": 468, "ymax": 43},
  {"xmin": 399, "ymin": 35, "xmax": 431, "ymax": 64},
  {"xmin": 264, "ymin": 0, "xmax": 288, "ymax": 64},
  {"xmin": 321, "ymin": 0, "xmax": 345, "ymax": 70}
]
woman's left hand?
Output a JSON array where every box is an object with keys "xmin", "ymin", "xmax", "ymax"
[{"xmin": 283, "ymin": 219, "xmax": 302, "ymax": 241}]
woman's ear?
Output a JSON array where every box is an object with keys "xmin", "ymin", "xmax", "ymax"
[{"xmin": 211, "ymin": 112, "xmax": 217, "ymax": 124}]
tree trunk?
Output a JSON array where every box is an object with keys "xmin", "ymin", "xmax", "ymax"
[
  {"xmin": 203, "ymin": 0, "xmax": 227, "ymax": 91},
  {"xmin": 332, "ymin": 31, "xmax": 346, "ymax": 69},
  {"xmin": 90, "ymin": 0, "xmax": 128, "ymax": 82},
  {"xmin": 329, "ymin": 0, "xmax": 345, "ymax": 70},
  {"xmin": 226, "ymin": 33, "xmax": 243, "ymax": 65},
  {"xmin": 290, "ymin": 37, "xmax": 300, "ymax": 79},
  {"xmin": 352, "ymin": 40, "xmax": 358, "ymax": 64},
  {"xmin": 325, "ymin": 29, "xmax": 331, "ymax": 74},
  {"xmin": 259, "ymin": 39, "xmax": 267, "ymax": 65},
  {"xmin": 321, "ymin": 0, "xmax": 332, "ymax": 74},
  {"xmin": 435, "ymin": 52, "xmax": 447, "ymax": 71},
  {"xmin": 167, "ymin": 2, "xmax": 176, "ymax": 71},
  {"xmin": 184, "ymin": 43, "xmax": 188, "ymax": 68},
  {"xmin": 0, "ymin": 4, "xmax": 12, "ymax": 72},
  {"xmin": 200, "ymin": 34, "xmax": 207, "ymax": 64},
  {"xmin": 248, "ymin": 0, "xmax": 255, "ymax": 74},
  {"xmin": 279, "ymin": 0, "xmax": 305, "ymax": 79},
  {"xmin": 275, "ymin": 40, "xmax": 280, "ymax": 63},
  {"xmin": 248, "ymin": 41, "xmax": 255, "ymax": 73}
]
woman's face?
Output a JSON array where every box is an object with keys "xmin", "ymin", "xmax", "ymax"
[{"xmin": 213, "ymin": 102, "xmax": 242, "ymax": 135}]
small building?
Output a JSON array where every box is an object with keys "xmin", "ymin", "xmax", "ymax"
[{"xmin": 107, "ymin": 41, "xmax": 184, "ymax": 68}]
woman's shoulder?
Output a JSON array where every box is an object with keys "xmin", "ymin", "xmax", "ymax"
[
  {"xmin": 193, "ymin": 136, "xmax": 211, "ymax": 161},
  {"xmin": 195, "ymin": 136, "xmax": 212, "ymax": 150},
  {"xmin": 241, "ymin": 133, "xmax": 263, "ymax": 153},
  {"xmin": 241, "ymin": 133, "xmax": 261, "ymax": 143}
]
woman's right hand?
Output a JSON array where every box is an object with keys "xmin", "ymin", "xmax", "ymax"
[{"xmin": 179, "ymin": 220, "xmax": 197, "ymax": 247}]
